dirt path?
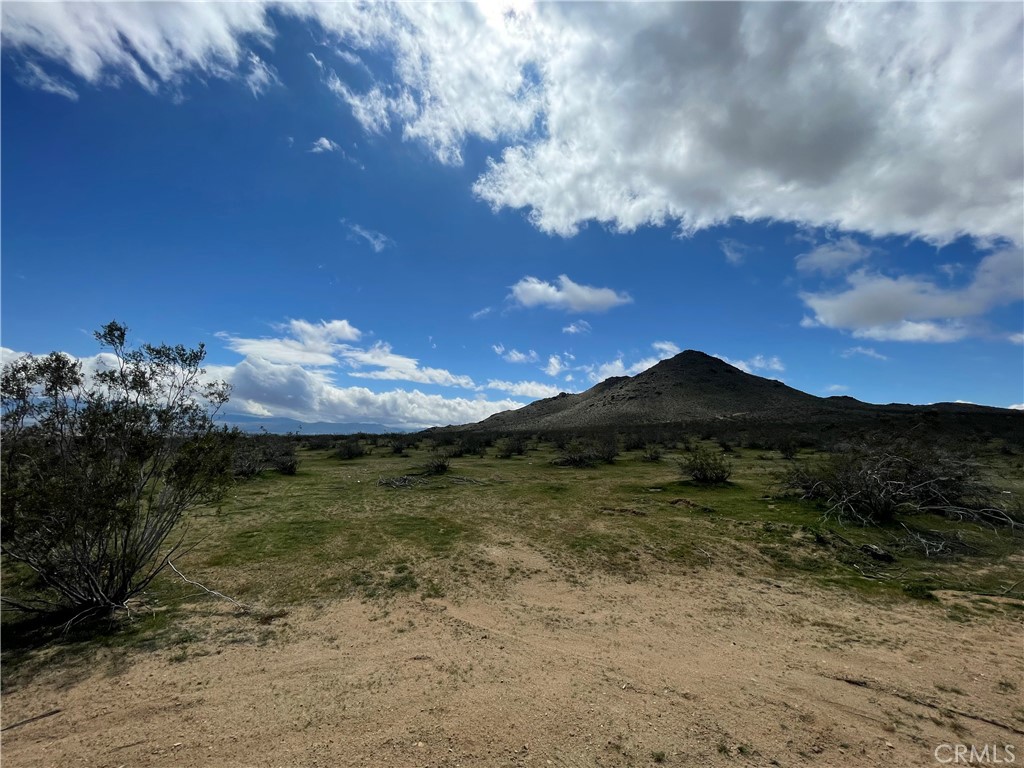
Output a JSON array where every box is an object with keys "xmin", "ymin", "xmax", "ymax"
[{"xmin": 3, "ymin": 545, "xmax": 1022, "ymax": 767}]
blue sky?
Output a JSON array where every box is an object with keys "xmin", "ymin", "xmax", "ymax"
[{"xmin": 2, "ymin": 2, "xmax": 1022, "ymax": 429}]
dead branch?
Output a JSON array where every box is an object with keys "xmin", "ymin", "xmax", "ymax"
[{"xmin": 168, "ymin": 561, "xmax": 250, "ymax": 613}]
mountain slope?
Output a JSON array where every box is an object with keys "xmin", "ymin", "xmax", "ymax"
[{"xmin": 459, "ymin": 350, "xmax": 1011, "ymax": 432}]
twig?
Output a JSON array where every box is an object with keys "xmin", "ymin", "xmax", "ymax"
[
  {"xmin": 2, "ymin": 708, "xmax": 63, "ymax": 732},
  {"xmin": 1000, "ymin": 578, "xmax": 1024, "ymax": 595},
  {"xmin": 168, "ymin": 561, "xmax": 250, "ymax": 613}
]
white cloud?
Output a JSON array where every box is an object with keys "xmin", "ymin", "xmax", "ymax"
[
  {"xmin": 1009, "ymin": 403, "xmax": 1024, "ymax": 411},
  {"xmin": 7, "ymin": 3, "xmax": 1019, "ymax": 244},
  {"xmin": 589, "ymin": 342, "xmax": 680, "ymax": 383},
  {"xmin": 1008, "ymin": 333, "xmax": 1024, "ymax": 345},
  {"xmin": 309, "ymin": 136, "xmax": 341, "ymax": 153},
  {"xmin": 1, "ymin": 347, "xmax": 28, "ymax": 366},
  {"xmin": 800, "ymin": 246, "xmax": 1024, "ymax": 342},
  {"xmin": 1, "ymin": 2, "xmax": 276, "ymax": 95},
  {"xmin": 471, "ymin": 307, "xmax": 493, "ymax": 320},
  {"xmin": 343, "ymin": 220, "xmax": 394, "ymax": 252},
  {"xmin": 17, "ymin": 62, "xmax": 78, "ymax": 101},
  {"xmin": 543, "ymin": 354, "xmax": 567, "ymax": 378},
  {"xmin": 510, "ymin": 274, "xmax": 632, "ymax": 313},
  {"xmin": 825, "ymin": 384, "xmax": 849, "ymax": 394},
  {"xmin": 719, "ymin": 239, "xmax": 757, "ymax": 266},
  {"xmin": 562, "ymin": 320, "xmax": 592, "ymax": 335},
  {"xmin": 841, "ymin": 346, "xmax": 888, "ymax": 361},
  {"xmin": 228, "ymin": 355, "xmax": 521, "ymax": 429},
  {"xmin": 486, "ymin": 379, "xmax": 563, "ymax": 398},
  {"xmin": 795, "ymin": 237, "xmax": 872, "ymax": 275},
  {"xmin": 217, "ymin": 318, "xmax": 361, "ymax": 367},
  {"xmin": 244, "ymin": 52, "xmax": 278, "ymax": 97},
  {"xmin": 713, "ymin": 354, "xmax": 785, "ymax": 375},
  {"xmin": 217, "ymin": 319, "xmax": 477, "ymax": 391},
  {"xmin": 492, "ymin": 345, "xmax": 538, "ymax": 364}
]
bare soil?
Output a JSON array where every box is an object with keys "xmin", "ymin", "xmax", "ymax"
[{"xmin": 3, "ymin": 543, "xmax": 1021, "ymax": 767}]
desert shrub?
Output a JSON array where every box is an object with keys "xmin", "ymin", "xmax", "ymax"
[
  {"xmin": 593, "ymin": 434, "xmax": 619, "ymax": 464},
  {"xmin": 263, "ymin": 435, "xmax": 299, "ymax": 476},
  {"xmin": 1, "ymin": 322, "xmax": 232, "ymax": 620},
  {"xmin": 552, "ymin": 439, "xmax": 600, "ymax": 468},
  {"xmin": 682, "ymin": 446, "xmax": 733, "ymax": 484},
  {"xmin": 423, "ymin": 451, "xmax": 451, "ymax": 475},
  {"xmin": 623, "ymin": 433, "xmax": 646, "ymax": 452},
  {"xmin": 778, "ymin": 440, "xmax": 1013, "ymax": 527},
  {"xmin": 776, "ymin": 438, "xmax": 798, "ymax": 460},
  {"xmin": 494, "ymin": 434, "xmax": 526, "ymax": 459},
  {"xmin": 303, "ymin": 434, "xmax": 336, "ymax": 451},
  {"xmin": 642, "ymin": 444, "xmax": 663, "ymax": 462},
  {"xmin": 232, "ymin": 436, "xmax": 268, "ymax": 479},
  {"xmin": 334, "ymin": 439, "xmax": 366, "ymax": 460}
]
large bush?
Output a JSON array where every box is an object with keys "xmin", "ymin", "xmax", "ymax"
[
  {"xmin": 779, "ymin": 441, "xmax": 1011, "ymax": 527},
  {"xmin": 682, "ymin": 446, "xmax": 733, "ymax": 484},
  {"xmin": 1, "ymin": 322, "xmax": 232, "ymax": 620}
]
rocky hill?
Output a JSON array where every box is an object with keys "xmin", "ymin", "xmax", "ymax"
[{"xmin": 454, "ymin": 350, "xmax": 1016, "ymax": 433}]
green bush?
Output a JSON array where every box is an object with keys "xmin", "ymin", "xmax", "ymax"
[{"xmin": 682, "ymin": 446, "xmax": 733, "ymax": 484}]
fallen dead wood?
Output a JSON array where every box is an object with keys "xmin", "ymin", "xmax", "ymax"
[
  {"xmin": 2, "ymin": 708, "xmax": 63, "ymax": 732},
  {"xmin": 829, "ymin": 675, "xmax": 1024, "ymax": 736}
]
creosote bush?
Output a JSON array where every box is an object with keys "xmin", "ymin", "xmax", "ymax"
[
  {"xmin": 334, "ymin": 439, "xmax": 366, "ymax": 461},
  {"xmin": 1, "ymin": 322, "xmax": 232, "ymax": 621},
  {"xmin": 423, "ymin": 451, "xmax": 451, "ymax": 475},
  {"xmin": 779, "ymin": 440, "xmax": 1015, "ymax": 528},
  {"xmin": 682, "ymin": 445, "xmax": 733, "ymax": 484}
]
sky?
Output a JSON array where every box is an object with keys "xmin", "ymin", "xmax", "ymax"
[{"xmin": 2, "ymin": 1, "xmax": 1022, "ymax": 430}]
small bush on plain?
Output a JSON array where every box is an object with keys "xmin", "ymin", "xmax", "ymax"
[{"xmin": 682, "ymin": 446, "xmax": 733, "ymax": 484}]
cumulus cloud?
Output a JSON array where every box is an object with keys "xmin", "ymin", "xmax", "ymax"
[
  {"xmin": 218, "ymin": 319, "xmax": 478, "ymax": 392},
  {"xmin": 343, "ymin": 220, "xmax": 394, "ymax": 252},
  {"xmin": 795, "ymin": 237, "xmax": 872, "ymax": 275},
  {"xmin": 800, "ymin": 245, "xmax": 1023, "ymax": 342},
  {"xmin": 6, "ymin": 3, "xmax": 1019, "ymax": 243},
  {"xmin": 228, "ymin": 355, "xmax": 521, "ymax": 429},
  {"xmin": 543, "ymin": 354, "xmax": 567, "ymax": 378},
  {"xmin": 492, "ymin": 345, "xmax": 538, "ymax": 364},
  {"xmin": 714, "ymin": 354, "xmax": 785, "ymax": 375},
  {"xmin": 1009, "ymin": 403, "xmax": 1024, "ymax": 411},
  {"xmin": 217, "ymin": 319, "xmax": 361, "ymax": 367},
  {"xmin": 841, "ymin": 346, "xmax": 888, "ymax": 361},
  {"xmin": 309, "ymin": 136, "xmax": 341, "ymax": 153},
  {"xmin": 562, "ymin": 320, "xmax": 591, "ymax": 335},
  {"xmin": 510, "ymin": 275, "xmax": 632, "ymax": 313},
  {"xmin": 589, "ymin": 342, "xmax": 680, "ymax": 383},
  {"xmin": 485, "ymin": 379, "xmax": 563, "ymax": 399}
]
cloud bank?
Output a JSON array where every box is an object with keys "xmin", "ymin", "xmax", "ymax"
[{"xmin": 5, "ymin": 2, "xmax": 1019, "ymax": 244}]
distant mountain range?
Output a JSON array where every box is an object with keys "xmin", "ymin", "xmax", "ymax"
[
  {"xmin": 216, "ymin": 413, "xmax": 408, "ymax": 435},
  {"xmin": 451, "ymin": 350, "xmax": 1019, "ymax": 433}
]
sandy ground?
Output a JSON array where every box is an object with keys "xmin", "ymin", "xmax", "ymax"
[{"xmin": 3, "ymin": 544, "xmax": 1022, "ymax": 767}]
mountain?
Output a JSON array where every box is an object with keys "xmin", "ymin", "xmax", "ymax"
[
  {"xmin": 453, "ymin": 350, "xmax": 1017, "ymax": 433},
  {"xmin": 216, "ymin": 414, "xmax": 408, "ymax": 435}
]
